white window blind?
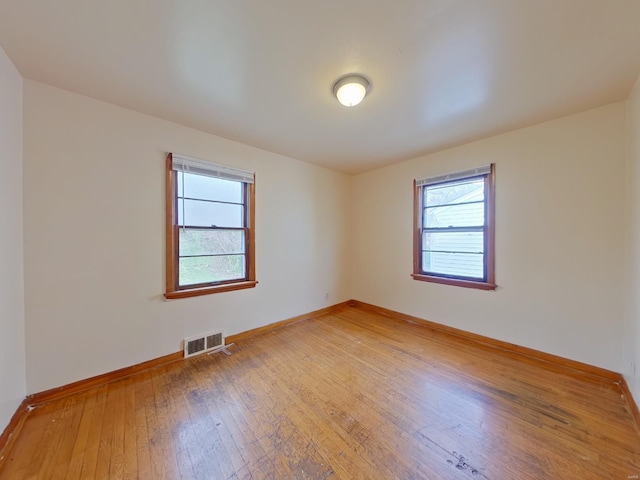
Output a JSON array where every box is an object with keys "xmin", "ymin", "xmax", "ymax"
[
  {"xmin": 416, "ymin": 165, "xmax": 491, "ymax": 187},
  {"xmin": 171, "ymin": 153, "xmax": 254, "ymax": 184}
]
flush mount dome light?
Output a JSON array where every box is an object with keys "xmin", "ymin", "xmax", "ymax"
[{"xmin": 333, "ymin": 74, "xmax": 371, "ymax": 107}]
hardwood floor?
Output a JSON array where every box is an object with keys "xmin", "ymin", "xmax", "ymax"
[{"xmin": 1, "ymin": 306, "xmax": 639, "ymax": 479}]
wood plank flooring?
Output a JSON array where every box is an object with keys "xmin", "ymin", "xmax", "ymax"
[{"xmin": 1, "ymin": 306, "xmax": 639, "ymax": 479}]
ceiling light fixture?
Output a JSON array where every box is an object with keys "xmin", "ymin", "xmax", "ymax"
[{"xmin": 333, "ymin": 74, "xmax": 371, "ymax": 107}]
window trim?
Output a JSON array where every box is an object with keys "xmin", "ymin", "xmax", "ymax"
[
  {"xmin": 165, "ymin": 153, "xmax": 257, "ymax": 299},
  {"xmin": 412, "ymin": 164, "xmax": 496, "ymax": 291}
]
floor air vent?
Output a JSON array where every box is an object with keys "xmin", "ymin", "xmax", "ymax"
[{"xmin": 184, "ymin": 330, "xmax": 224, "ymax": 358}]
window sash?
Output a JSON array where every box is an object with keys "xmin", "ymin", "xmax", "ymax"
[
  {"xmin": 174, "ymin": 174, "xmax": 249, "ymax": 289},
  {"xmin": 421, "ymin": 252, "xmax": 485, "ymax": 281},
  {"xmin": 420, "ymin": 230, "xmax": 487, "ymax": 280},
  {"xmin": 178, "ymin": 254, "xmax": 247, "ymax": 288},
  {"xmin": 419, "ymin": 177, "xmax": 488, "ymax": 281}
]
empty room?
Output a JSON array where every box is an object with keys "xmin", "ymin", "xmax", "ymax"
[{"xmin": 1, "ymin": 1, "xmax": 640, "ymax": 478}]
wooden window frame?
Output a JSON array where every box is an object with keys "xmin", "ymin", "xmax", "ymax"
[
  {"xmin": 412, "ymin": 164, "xmax": 496, "ymax": 291},
  {"xmin": 165, "ymin": 154, "xmax": 257, "ymax": 299}
]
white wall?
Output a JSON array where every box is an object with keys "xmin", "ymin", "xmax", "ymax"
[
  {"xmin": 625, "ymin": 74, "xmax": 640, "ymax": 401},
  {"xmin": 352, "ymin": 103, "xmax": 626, "ymax": 372},
  {"xmin": 0, "ymin": 46, "xmax": 26, "ymax": 429},
  {"xmin": 23, "ymin": 81, "xmax": 352, "ymax": 393}
]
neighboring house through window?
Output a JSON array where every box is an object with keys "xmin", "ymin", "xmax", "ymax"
[
  {"xmin": 165, "ymin": 153, "xmax": 257, "ymax": 299},
  {"xmin": 412, "ymin": 164, "xmax": 496, "ymax": 290}
]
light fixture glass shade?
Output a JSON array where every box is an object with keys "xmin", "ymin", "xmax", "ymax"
[{"xmin": 333, "ymin": 75, "xmax": 371, "ymax": 107}]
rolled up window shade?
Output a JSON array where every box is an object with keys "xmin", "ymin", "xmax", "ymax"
[
  {"xmin": 171, "ymin": 153, "xmax": 254, "ymax": 184},
  {"xmin": 416, "ymin": 165, "xmax": 491, "ymax": 187}
]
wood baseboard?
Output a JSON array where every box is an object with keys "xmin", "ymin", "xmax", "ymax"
[
  {"xmin": 349, "ymin": 300, "xmax": 621, "ymax": 382},
  {"xmin": 619, "ymin": 377, "xmax": 640, "ymax": 434},
  {"xmin": 0, "ymin": 399, "xmax": 30, "ymax": 468},
  {"xmin": 226, "ymin": 300, "xmax": 352, "ymax": 344},
  {"xmin": 27, "ymin": 351, "xmax": 184, "ymax": 406}
]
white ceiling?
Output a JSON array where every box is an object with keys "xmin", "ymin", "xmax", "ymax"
[{"xmin": 1, "ymin": 1, "xmax": 640, "ymax": 174}]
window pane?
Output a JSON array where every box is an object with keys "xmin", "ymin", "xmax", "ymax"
[
  {"xmin": 423, "ymin": 231, "xmax": 484, "ymax": 254},
  {"xmin": 422, "ymin": 251, "xmax": 484, "ymax": 279},
  {"xmin": 425, "ymin": 178, "xmax": 484, "ymax": 207},
  {"xmin": 179, "ymin": 255, "xmax": 246, "ymax": 286},
  {"xmin": 178, "ymin": 199, "xmax": 244, "ymax": 227},
  {"xmin": 424, "ymin": 202, "xmax": 484, "ymax": 228},
  {"xmin": 179, "ymin": 229, "xmax": 245, "ymax": 256},
  {"xmin": 178, "ymin": 172, "xmax": 243, "ymax": 203}
]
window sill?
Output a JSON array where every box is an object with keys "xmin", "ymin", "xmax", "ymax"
[
  {"xmin": 165, "ymin": 280, "xmax": 258, "ymax": 299},
  {"xmin": 411, "ymin": 274, "xmax": 496, "ymax": 291}
]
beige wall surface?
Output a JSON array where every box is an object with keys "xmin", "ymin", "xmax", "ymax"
[
  {"xmin": 23, "ymin": 81, "xmax": 352, "ymax": 393},
  {"xmin": 351, "ymin": 103, "xmax": 626, "ymax": 372},
  {"xmin": 625, "ymin": 73, "xmax": 640, "ymax": 401},
  {"xmin": 17, "ymin": 78, "xmax": 637, "ymax": 403},
  {"xmin": 0, "ymin": 46, "xmax": 26, "ymax": 428}
]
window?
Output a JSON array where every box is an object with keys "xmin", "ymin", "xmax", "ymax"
[
  {"xmin": 165, "ymin": 153, "xmax": 257, "ymax": 299},
  {"xmin": 412, "ymin": 164, "xmax": 496, "ymax": 290}
]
